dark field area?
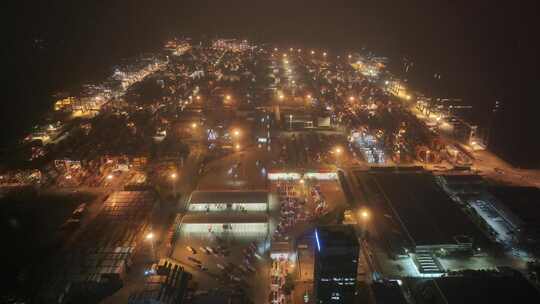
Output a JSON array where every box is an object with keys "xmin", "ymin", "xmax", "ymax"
[{"xmin": 0, "ymin": 190, "xmax": 96, "ymax": 292}]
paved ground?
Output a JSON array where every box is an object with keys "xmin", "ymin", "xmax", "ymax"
[
  {"xmin": 170, "ymin": 233, "xmax": 269, "ymax": 300},
  {"xmin": 472, "ymin": 150, "xmax": 540, "ymax": 187}
]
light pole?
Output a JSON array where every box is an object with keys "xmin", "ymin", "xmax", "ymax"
[
  {"xmin": 334, "ymin": 147, "xmax": 342, "ymax": 166},
  {"xmin": 359, "ymin": 209, "xmax": 370, "ymax": 241},
  {"xmin": 170, "ymin": 172, "xmax": 177, "ymax": 197},
  {"xmin": 289, "ymin": 114, "xmax": 293, "ymax": 130},
  {"xmin": 146, "ymin": 232, "xmax": 156, "ymax": 262}
]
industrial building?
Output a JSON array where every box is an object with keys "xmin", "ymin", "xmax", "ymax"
[
  {"xmin": 439, "ymin": 176, "xmax": 540, "ymax": 250},
  {"xmin": 357, "ymin": 169, "xmax": 487, "ymax": 252},
  {"xmin": 179, "ymin": 190, "xmax": 269, "ymax": 239},
  {"xmin": 314, "ymin": 225, "xmax": 359, "ymax": 303},
  {"xmin": 187, "ymin": 190, "xmax": 268, "ymax": 212},
  {"xmin": 180, "ymin": 213, "xmax": 268, "ymax": 237},
  {"xmin": 355, "ymin": 168, "xmax": 490, "ymax": 274}
]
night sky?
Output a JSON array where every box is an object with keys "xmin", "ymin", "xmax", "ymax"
[{"xmin": 5, "ymin": 0, "xmax": 540, "ymax": 167}]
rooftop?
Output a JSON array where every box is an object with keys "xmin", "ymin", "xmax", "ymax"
[
  {"xmin": 181, "ymin": 212, "xmax": 268, "ymax": 224},
  {"xmin": 488, "ymin": 186, "xmax": 540, "ymax": 239},
  {"xmin": 189, "ymin": 190, "xmax": 268, "ymax": 205},
  {"xmin": 489, "ymin": 186, "xmax": 540, "ymax": 225},
  {"xmin": 316, "ymin": 225, "xmax": 359, "ymax": 249},
  {"xmin": 357, "ymin": 170, "xmax": 487, "ymax": 248},
  {"xmin": 440, "ymin": 174, "xmax": 485, "ymax": 185}
]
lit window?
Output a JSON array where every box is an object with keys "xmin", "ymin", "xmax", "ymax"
[{"xmin": 331, "ymin": 292, "xmax": 341, "ymax": 300}]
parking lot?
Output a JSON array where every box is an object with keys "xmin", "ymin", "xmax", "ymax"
[{"xmin": 171, "ymin": 228, "xmax": 270, "ymax": 300}]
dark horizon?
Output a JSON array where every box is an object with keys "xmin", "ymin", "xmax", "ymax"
[{"xmin": 5, "ymin": 0, "xmax": 540, "ymax": 167}]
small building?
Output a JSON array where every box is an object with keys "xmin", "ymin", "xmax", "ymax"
[
  {"xmin": 297, "ymin": 241, "xmax": 315, "ymax": 282},
  {"xmin": 270, "ymin": 241, "xmax": 293, "ymax": 260}
]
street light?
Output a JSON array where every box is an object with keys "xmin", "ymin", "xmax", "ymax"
[
  {"xmin": 289, "ymin": 114, "xmax": 293, "ymax": 130},
  {"xmin": 279, "ymin": 94, "xmax": 285, "ymax": 101},
  {"xmin": 334, "ymin": 147, "xmax": 343, "ymax": 166},
  {"xmin": 196, "ymin": 95, "xmax": 201, "ymax": 101},
  {"xmin": 191, "ymin": 123, "xmax": 197, "ymax": 129},
  {"xmin": 170, "ymin": 172, "xmax": 177, "ymax": 197},
  {"xmin": 360, "ymin": 209, "xmax": 370, "ymax": 220},
  {"xmin": 311, "ymin": 50, "xmax": 315, "ymax": 55},
  {"xmin": 358, "ymin": 209, "xmax": 370, "ymax": 240},
  {"xmin": 233, "ymin": 129, "xmax": 241, "ymax": 137},
  {"xmin": 226, "ymin": 95, "xmax": 232, "ymax": 101},
  {"xmin": 106, "ymin": 174, "xmax": 113, "ymax": 180},
  {"xmin": 299, "ymin": 178, "xmax": 306, "ymax": 195},
  {"xmin": 235, "ymin": 144, "xmax": 241, "ymax": 151},
  {"xmin": 349, "ymin": 96, "xmax": 355, "ymax": 102},
  {"xmin": 146, "ymin": 232, "xmax": 156, "ymax": 261}
]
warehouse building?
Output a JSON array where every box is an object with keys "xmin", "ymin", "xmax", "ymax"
[
  {"xmin": 179, "ymin": 190, "xmax": 270, "ymax": 239},
  {"xmin": 357, "ymin": 169, "xmax": 488, "ymax": 252},
  {"xmin": 187, "ymin": 190, "xmax": 268, "ymax": 212},
  {"xmin": 180, "ymin": 213, "xmax": 268, "ymax": 237},
  {"xmin": 354, "ymin": 168, "xmax": 490, "ymax": 274}
]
